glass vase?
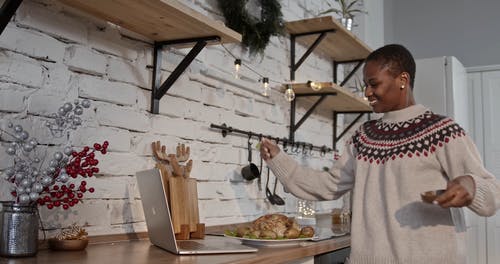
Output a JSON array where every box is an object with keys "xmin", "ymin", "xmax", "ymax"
[{"xmin": 296, "ymin": 199, "xmax": 316, "ymax": 225}]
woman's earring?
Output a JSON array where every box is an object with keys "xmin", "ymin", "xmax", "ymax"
[{"xmin": 400, "ymin": 85, "xmax": 405, "ymax": 89}]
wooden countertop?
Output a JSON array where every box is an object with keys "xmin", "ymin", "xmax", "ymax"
[
  {"xmin": 2, "ymin": 235, "xmax": 350, "ymax": 264},
  {"xmin": 2, "ymin": 215, "xmax": 350, "ymax": 264}
]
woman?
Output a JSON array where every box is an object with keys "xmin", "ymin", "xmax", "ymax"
[{"xmin": 260, "ymin": 44, "xmax": 499, "ymax": 264}]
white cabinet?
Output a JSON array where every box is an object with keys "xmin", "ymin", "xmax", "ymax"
[{"xmin": 468, "ymin": 66, "xmax": 500, "ymax": 264}]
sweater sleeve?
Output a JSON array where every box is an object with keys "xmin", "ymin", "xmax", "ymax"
[
  {"xmin": 436, "ymin": 129, "xmax": 500, "ymax": 216},
  {"xmin": 266, "ymin": 141, "xmax": 356, "ymax": 201}
]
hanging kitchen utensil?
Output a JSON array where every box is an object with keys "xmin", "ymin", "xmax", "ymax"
[
  {"xmin": 257, "ymin": 149, "xmax": 263, "ymax": 191},
  {"xmin": 272, "ymin": 175, "xmax": 285, "ymax": 205},
  {"xmin": 265, "ymin": 166, "xmax": 277, "ymax": 205},
  {"xmin": 241, "ymin": 135, "xmax": 260, "ymax": 181}
]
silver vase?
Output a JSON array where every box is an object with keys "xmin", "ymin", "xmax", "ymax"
[{"xmin": 0, "ymin": 202, "xmax": 39, "ymax": 257}]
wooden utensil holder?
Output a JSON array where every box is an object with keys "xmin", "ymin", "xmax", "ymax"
[
  {"xmin": 152, "ymin": 141, "xmax": 203, "ymax": 240},
  {"xmin": 167, "ymin": 176, "xmax": 204, "ymax": 240}
]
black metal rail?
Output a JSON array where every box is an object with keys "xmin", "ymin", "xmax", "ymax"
[{"xmin": 210, "ymin": 123, "xmax": 333, "ymax": 155}]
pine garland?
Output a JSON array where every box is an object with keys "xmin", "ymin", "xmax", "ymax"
[{"xmin": 217, "ymin": 0, "xmax": 284, "ymax": 55}]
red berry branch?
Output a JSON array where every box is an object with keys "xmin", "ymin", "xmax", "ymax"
[{"xmin": 33, "ymin": 141, "xmax": 109, "ymax": 210}]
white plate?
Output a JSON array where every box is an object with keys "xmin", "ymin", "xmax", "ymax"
[{"xmin": 224, "ymin": 235, "xmax": 314, "ymax": 247}]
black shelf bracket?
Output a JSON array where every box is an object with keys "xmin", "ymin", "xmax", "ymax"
[
  {"xmin": 151, "ymin": 36, "xmax": 220, "ymax": 114},
  {"xmin": 288, "ymin": 29, "xmax": 370, "ymax": 150},
  {"xmin": 0, "ymin": 0, "xmax": 23, "ymax": 36},
  {"xmin": 333, "ymin": 59, "xmax": 365, "ymax": 85},
  {"xmin": 332, "ymin": 111, "xmax": 371, "ymax": 149},
  {"xmin": 289, "ymin": 29, "xmax": 335, "ymax": 142},
  {"xmin": 291, "ymin": 92, "xmax": 337, "ymax": 133}
]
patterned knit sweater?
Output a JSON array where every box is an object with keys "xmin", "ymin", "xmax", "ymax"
[{"xmin": 267, "ymin": 104, "xmax": 499, "ymax": 264}]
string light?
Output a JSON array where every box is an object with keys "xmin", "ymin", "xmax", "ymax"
[
  {"xmin": 307, "ymin": 80, "xmax": 322, "ymax": 91},
  {"xmin": 284, "ymin": 83, "xmax": 295, "ymax": 102},
  {"xmin": 234, "ymin": 59, "xmax": 241, "ymax": 79},
  {"xmin": 221, "ymin": 44, "xmax": 296, "ymax": 101},
  {"xmin": 261, "ymin": 77, "xmax": 269, "ymax": 96}
]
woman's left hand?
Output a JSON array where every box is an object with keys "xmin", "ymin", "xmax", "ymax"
[{"xmin": 435, "ymin": 175, "xmax": 475, "ymax": 208}]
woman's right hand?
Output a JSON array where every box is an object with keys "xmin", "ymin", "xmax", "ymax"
[{"xmin": 259, "ymin": 138, "xmax": 280, "ymax": 161}]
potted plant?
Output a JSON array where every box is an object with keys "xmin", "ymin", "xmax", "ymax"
[{"xmin": 319, "ymin": 0, "xmax": 367, "ymax": 31}]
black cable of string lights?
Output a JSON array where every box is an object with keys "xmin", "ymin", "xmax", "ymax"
[{"xmin": 220, "ymin": 43, "xmax": 284, "ymax": 85}]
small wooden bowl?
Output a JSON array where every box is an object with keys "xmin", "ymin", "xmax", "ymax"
[
  {"xmin": 420, "ymin": 189, "xmax": 446, "ymax": 203},
  {"xmin": 48, "ymin": 238, "xmax": 89, "ymax": 251}
]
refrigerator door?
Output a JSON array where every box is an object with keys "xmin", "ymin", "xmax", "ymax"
[
  {"xmin": 414, "ymin": 56, "xmax": 448, "ymax": 116},
  {"xmin": 446, "ymin": 56, "xmax": 470, "ymax": 132},
  {"xmin": 414, "ymin": 56, "xmax": 470, "ymax": 131}
]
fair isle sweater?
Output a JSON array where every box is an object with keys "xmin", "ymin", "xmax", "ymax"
[{"xmin": 267, "ymin": 105, "xmax": 499, "ymax": 264}]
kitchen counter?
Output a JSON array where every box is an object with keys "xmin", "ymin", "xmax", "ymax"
[
  {"xmin": 1, "ymin": 214, "xmax": 350, "ymax": 264},
  {"xmin": 1, "ymin": 235, "xmax": 349, "ymax": 264}
]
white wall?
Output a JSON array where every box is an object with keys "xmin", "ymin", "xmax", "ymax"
[
  {"xmin": 0, "ymin": 0, "xmax": 380, "ymax": 236},
  {"xmin": 384, "ymin": 0, "xmax": 500, "ymax": 67}
]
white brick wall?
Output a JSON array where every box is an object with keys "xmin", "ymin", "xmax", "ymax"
[{"xmin": 0, "ymin": 0, "xmax": 371, "ymax": 235}]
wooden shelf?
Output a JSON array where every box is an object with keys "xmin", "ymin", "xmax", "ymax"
[
  {"xmin": 285, "ymin": 16, "xmax": 371, "ymax": 62},
  {"xmin": 286, "ymin": 82, "xmax": 371, "ymax": 112},
  {"xmin": 55, "ymin": 0, "xmax": 242, "ymax": 114},
  {"xmin": 58, "ymin": 0, "xmax": 241, "ymax": 44}
]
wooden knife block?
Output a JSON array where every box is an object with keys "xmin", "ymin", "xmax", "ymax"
[{"xmin": 167, "ymin": 176, "xmax": 204, "ymax": 240}]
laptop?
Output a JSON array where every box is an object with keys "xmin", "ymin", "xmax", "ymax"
[{"xmin": 135, "ymin": 169, "xmax": 257, "ymax": 255}]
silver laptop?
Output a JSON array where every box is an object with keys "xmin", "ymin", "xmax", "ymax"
[{"xmin": 135, "ymin": 169, "xmax": 257, "ymax": 255}]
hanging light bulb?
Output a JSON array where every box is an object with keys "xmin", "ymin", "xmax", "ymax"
[
  {"xmin": 284, "ymin": 84, "xmax": 295, "ymax": 102},
  {"xmin": 261, "ymin": 77, "xmax": 270, "ymax": 96},
  {"xmin": 307, "ymin": 80, "xmax": 322, "ymax": 91},
  {"xmin": 234, "ymin": 59, "xmax": 241, "ymax": 79}
]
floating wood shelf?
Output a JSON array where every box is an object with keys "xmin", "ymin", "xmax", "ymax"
[
  {"xmin": 284, "ymin": 16, "xmax": 373, "ymax": 148},
  {"xmin": 54, "ymin": 0, "xmax": 242, "ymax": 114},
  {"xmin": 1, "ymin": 0, "xmax": 241, "ymax": 114},
  {"xmin": 58, "ymin": 0, "xmax": 241, "ymax": 45},
  {"xmin": 285, "ymin": 16, "xmax": 371, "ymax": 62},
  {"xmin": 287, "ymin": 82, "xmax": 371, "ymax": 112}
]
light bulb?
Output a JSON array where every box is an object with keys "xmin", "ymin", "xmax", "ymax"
[
  {"xmin": 261, "ymin": 77, "xmax": 269, "ymax": 96},
  {"xmin": 284, "ymin": 85, "xmax": 295, "ymax": 102},
  {"xmin": 307, "ymin": 80, "xmax": 322, "ymax": 91},
  {"xmin": 234, "ymin": 59, "xmax": 241, "ymax": 79}
]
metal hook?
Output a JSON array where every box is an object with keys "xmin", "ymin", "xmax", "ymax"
[
  {"xmin": 320, "ymin": 146, "xmax": 327, "ymax": 157},
  {"xmin": 247, "ymin": 134, "xmax": 252, "ymax": 148},
  {"xmin": 282, "ymin": 138, "xmax": 288, "ymax": 152},
  {"xmin": 302, "ymin": 142, "xmax": 307, "ymax": 155},
  {"xmin": 293, "ymin": 142, "xmax": 300, "ymax": 153},
  {"xmin": 309, "ymin": 144, "xmax": 314, "ymax": 156}
]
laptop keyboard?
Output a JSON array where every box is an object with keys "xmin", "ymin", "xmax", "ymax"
[{"xmin": 178, "ymin": 240, "xmax": 209, "ymax": 250}]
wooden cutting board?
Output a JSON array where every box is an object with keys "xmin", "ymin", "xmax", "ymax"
[
  {"xmin": 168, "ymin": 176, "xmax": 190, "ymax": 234},
  {"xmin": 187, "ymin": 178, "xmax": 199, "ymax": 232}
]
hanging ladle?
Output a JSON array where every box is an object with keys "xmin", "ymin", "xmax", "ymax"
[{"xmin": 271, "ymin": 170, "xmax": 285, "ymax": 205}]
